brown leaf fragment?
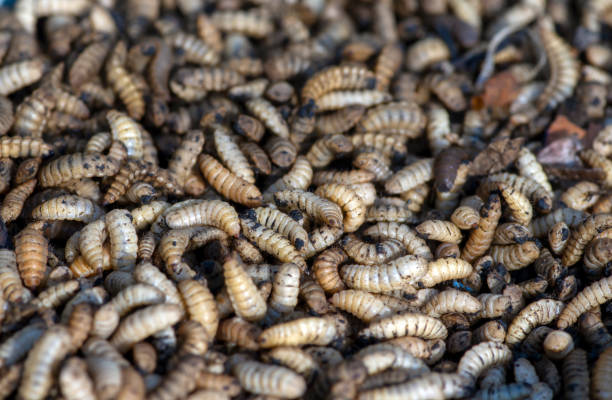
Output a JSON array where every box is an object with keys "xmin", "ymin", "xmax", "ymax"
[
  {"xmin": 543, "ymin": 165, "xmax": 606, "ymax": 182},
  {"xmin": 470, "ymin": 137, "xmax": 525, "ymax": 176},
  {"xmin": 545, "ymin": 115, "xmax": 586, "ymax": 145},
  {"xmin": 481, "ymin": 71, "xmax": 520, "ymax": 109},
  {"xmin": 537, "ymin": 138, "xmax": 582, "ymax": 165}
]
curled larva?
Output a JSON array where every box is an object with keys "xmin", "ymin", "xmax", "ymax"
[
  {"xmin": 536, "ymin": 18, "xmax": 579, "ymax": 111},
  {"xmin": 240, "ymin": 214, "xmax": 306, "ymax": 271},
  {"xmin": 385, "ymin": 158, "xmax": 434, "ymax": 194},
  {"xmin": 133, "ymin": 262, "xmax": 184, "ymax": 311},
  {"xmin": 457, "ymin": 341, "xmax": 512, "ymax": 382},
  {"xmin": 267, "ymin": 262, "xmax": 301, "ymax": 318},
  {"xmin": 149, "ymin": 355, "xmax": 205, "ymax": 400},
  {"xmin": 245, "ymin": 97, "xmax": 289, "ymax": 138},
  {"xmin": 584, "ymin": 238, "xmax": 612, "ymax": 275},
  {"xmin": 164, "ymin": 199, "xmax": 240, "ymax": 237},
  {"xmin": 493, "ymin": 223, "xmax": 531, "ymax": 245},
  {"xmin": 420, "ymin": 257, "xmax": 473, "ymax": 288},
  {"xmin": 258, "ymin": 316, "xmax": 337, "ymax": 348},
  {"xmin": 217, "ymin": 317, "xmax": 261, "ymax": 350},
  {"xmin": 359, "ymin": 312, "xmax": 448, "ymax": 341},
  {"xmin": 15, "ymin": 221, "xmax": 47, "ymax": 289},
  {"xmin": 253, "ymin": 207, "xmax": 308, "ymax": 252},
  {"xmin": 19, "ymin": 326, "xmax": 74, "ymax": 400},
  {"xmin": 548, "ymin": 221, "xmax": 570, "ymax": 255},
  {"xmin": 516, "ymin": 147, "xmax": 553, "ymax": 194},
  {"xmin": 105, "ymin": 209, "xmax": 138, "ymax": 270},
  {"xmin": 560, "ymin": 181, "xmax": 600, "ymax": 211},
  {"xmin": 461, "ymin": 194, "xmax": 502, "ymax": 262},
  {"xmin": 78, "ymin": 219, "xmax": 107, "ymax": 273},
  {"xmin": 506, "ymin": 299, "xmax": 565, "ymax": 345},
  {"xmin": 529, "ymin": 207, "xmax": 587, "ymax": 238},
  {"xmin": 562, "ymin": 214, "xmax": 612, "ymax": 267},
  {"xmin": 307, "ymin": 134, "xmax": 353, "ymax": 169},
  {"xmin": 301, "ymin": 64, "xmax": 376, "ymax": 103},
  {"xmin": 34, "ymin": 279, "xmax": 80, "ymax": 310},
  {"xmin": 340, "ymin": 254, "xmax": 428, "ymax": 293},
  {"xmin": 313, "ymin": 247, "xmax": 347, "ymax": 294},
  {"xmin": 178, "ymin": 279, "xmax": 219, "ymax": 339},
  {"xmin": 231, "ymin": 359, "xmax": 306, "ymax": 399},
  {"xmin": 341, "ymin": 234, "xmax": 405, "ymax": 265},
  {"xmin": 274, "ymin": 189, "xmax": 343, "ymax": 228},
  {"xmin": 109, "ymin": 283, "xmax": 165, "ymax": 318},
  {"xmin": 406, "ymin": 37, "xmax": 450, "ymax": 72},
  {"xmin": 416, "ymin": 220, "xmax": 463, "ymax": 244},
  {"xmin": 110, "ymin": 303, "xmax": 183, "ymax": 352},
  {"xmin": 484, "ymin": 173, "xmax": 553, "ymax": 213},
  {"xmin": 223, "ymin": 252, "xmax": 267, "ymax": 322},
  {"xmin": 557, "ymin": 275, "xmax": 612, "ymax": 329},
  {"xmin": 422, "ymin": 289, "xmax": 482, "ymax": 318},
  {"xmin": 497, "ymin": 182, "xmax": 533, "ymax": 226},
  {"xmin": 106, "ymin": 110, "xmax": 144, "ymax": 159},
  {"xmin": 198, "ymin": 154, "xmax": 262, "ymax": 207},
  {"xmin": 364, "ymin": 222, "xmax": 433, "ymax": 260},
  {"xmin": 315, "ymin": 183, "xmax": 365, "ymax": 232}
]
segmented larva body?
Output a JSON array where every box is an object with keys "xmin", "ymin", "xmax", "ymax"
[
  {"xmin": 472, "ymin": 383, "xmax": 532, "ymax": 400},
  {"xmin": 406, "ymin": 37, "xmax": 450, "ymax": 72},
  {"xmin": 0, "ymin": 59, "xmax": 44, "ymax": 96},
  {"xmin": 563, "ymin": 348, "xmax": 590, "ymax": 399},
  {"xmin": 0, "ymin": 136, "xmax": 53, "ymax": 158},
  {"xmin": 59, "ymin": 357, "xmax": 96, "ymax": 400},
  {"xmin": 561, "ymin": 181, "xmax": 600, "ymax": 211},
  {"xmin": 19, "ymin": 325, "xmax": 74, "ymax": 400},
  {"xmin": 306, "ymin": 134, "xmax": 352, "ymax": 168},
  {"xmin": 592, "ymin": 346, "xmax": 612, "ymax": 400},
  {"xmin": 461, "ymin": 194, "xmax": 502, "ymax": 262},
  {"xmin": 164, "ymin": 199, "xmax": 240, "ymax": 237},
  {"xmin": 240, "ymin": 215, "xmax": 306, "ymax": 271},
  {"xmin": 516, "ymin": 147, "xmax": 553, "ymax": 194},
  {"xmin": 133, "ymin": 262, "xmax": 184, "ymax": 310},
  {"xmin": 301, "ymin": 64, "xmax": 376, "ymax": 103},
  {"xmin": 216, "ymin": 317, "xmax": 260, "ymax": 350},
  {"xmin": 340, "ymin": 254, "xmax": 428, "ymax": 293},
  {"xmin": 313, "ymin": 247, "xmax": 347, "ymax": 294},
  {"xmin": 356, "ymin": 101, "xmax": 427, "ymax": 138},
  {"xmin": 0, "ymin": 96, "xmax": 14, "ymax": 136},
  {"xmin": 489, "ymin": 241, "xmax": 540, "ymax": 271},
  {"xmin": 106, "ymin": 42, "xmax": 145, "ymax": 120},
  {"xmin": 253, "ymin": 207, "xmax": 308, "ymax": 251},
  {"xmin": 548, "ymin": 221, "xmax": 570, "ymax": 255},
  {"xmin": 223, "ymin": 252, "xmax": 267, "ymax": 321},
  {"xmin": 69, "ymin": 40, "xmax": 110, "ymax": 89},
  {"xmin": 231, "ymin": 360, "xmax": 306, "ymax": 399},
  {"xmin": 536, "ymin": 18, "xmax": 579, "ymax": 111},
  {"xmin": 32, "ymin": 195, "xmax": 98, "ymax": 223},
  {"xmin": 198, "ymin": 154, "xmax": 263, "ymax": 207},
  {"xmin": 106, "ymin": 110, "xmax": 143, "ymax": 159},
  {"xmin": 110, "ymin": 303, "xmax": 183, "ymax": 352},
  {"xmin": 584, "ymin": 238, "xmax": 612, "ymax": 275},
  {"xmin": 485, "ymin": 173, "xmax": 553, "ymax": 213},
  {"xmin": 529, "ymin": 207, "xmax": 587, "ymax": 238},
  {"xmin": 457, "ymin": 342, "xmax": 512, "ymax": 382},
  {"xmin": 416, "ymin": 220, "xmax": 463, "ymax": 244},
  {"xmin": 78, "ymin": 219, "xmax": 107, "ymax": 272},
  {"xmin": 15, "ymin": 221, "xmax": 47, "ymax": 289},
  {"xmin": 69, "ymin": 245, "xmax": 111, "ymax": 278},
  {"xmin": 313, "ymin": 169, "xmax": 374, "ymax": 186},
  {"xmin": 366, "ymin": 201, "xmax": 416, "ymax": 224},
  {"xmin": 557, "ymin": 275, "xmax": 612, "ymax": 328},
  {"xmin": 315, "ymin": 90, "xmax": 391, "ymax": 111},
  {"xmin": 351, "ymin": 132, "xmax": 407, "ymax": 159},
  {"xmin": 38, "ymin": 153, "xmax": 119, "ymax": 187},
  {"xmin": 580, "ymin": 149, "xmax": 612, "ymax": 187},
  {"xmin": 105, "ymin": 209, "xmax": 138, "ymax": 270},
  {"xmin": 168, "ymin": 130, "xmax": 205, "ymax": 187},
  {"xmin": 258, "ymin": 316, "xmax": 337, "ymax": 348},
  {"xmin": 420, "ymin": 257, "xmax": 473, "ymax": 287},
  {"xmin": 364, "ymin": 222, "xmax": 433, "ymax": 260},
  {"xmin": 341, "ymin": 234, "xmax": 405, "ymax": 265},
  {"xmin": 330, "ymin": 290, "xmax": 392, "ymax": 322},
  {"xmin": 315, "ymin": 183, "xmax": 365, "ymax": 232},
  {"xmin": 245, "ymin": 97, "xmax": 289, "ymax": 138},
  {"xmin": 0, "ymin": 252, "xmax": 26, "ymax": 303},
  {"xmin": 374, "ymin": 43, "xmax": 403, "ymax": 91},
  {"xmin": 264, "ymin": 51, "xmax": 311, "ymax": 82},
  {"xmin": 178, "ymin": 279, "xmax": 219, "ymax": 339},
  {"xmin": 562, "ymin": 214, "xmax": 612, "ymax": 266},
  {"xmin": 506, "ymin": 299, "xmax": 565, "ymax": 345},
  {"xmin": 149, "ymin": 355, "xmax": 205, "ymax": 400},
  {"xmin": 477, "ymin": 294, "xmax": 512, "ymax": 319},
  {"xmin": 422, "ymin": 289, "xmax": 482, "ymax": 318},
  {"xmin": 315, "ymin": 105, "xmax": 365, "ymax": 135},
  {"xmin": 359, "ymin": 312, "xmax": 448, "ymax": 340},
  {"xmin": 267, "ymin": 262, "xmax": 301, "ymax": 316},
  {"xmin": 385, "ymin": 158, "xmax": 434, "ymax": 194},
  {"xmin": 109, "ymin": 283, "xmax": 164, "ymax": 317},
  {"xmin": 274, "ymin": 189, "xmax": 343, "ymax": 228},
  {"xmin": 0, "ymin": 178, "xmax": 36, "ymax": 223}
]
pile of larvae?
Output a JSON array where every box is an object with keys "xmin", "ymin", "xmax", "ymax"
[{"xmin": 3, "ymin": 0, "xmax": 612, "ymax": 399}]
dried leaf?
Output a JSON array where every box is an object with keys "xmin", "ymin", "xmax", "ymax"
[
  {"xmin": 470, "ymin": 137, "xmax": 525, "ymax": 176},
  {"xmin": 543, "ymin": 164, "xmax": 605, "ymax": 182},
  {"xmin": 545, "ymin": 115, "xmax": 586, "ymax": 145},
  {"xmin": 481, "ymin": 71, "xmax": 520, "ymax": 109},
  {"xmin": 537, "ymin": 137, "xmax": 582, "ymax": 165}
]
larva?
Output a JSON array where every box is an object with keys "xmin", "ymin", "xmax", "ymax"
[
  {"xmin": 133, "ymin": 262, "xmax": 184, "ymax": 311},
  {"xmin": 536, "ymin": 18, "xmax": 580, "ymax": 111},
  {"xmin": 258, "ymin": 316, "xmax": 337, "ymax": 348},
  {"xmin": 557, "ymin": 275, "xmax": 612, "ymax": 328},
  {"xmin": 34, "ymin": 279, "xmax": 80, "ymax": 311},
  {"xmin": 267, "ymin": 262, "xmax": 301, "ymax": 318},
  {"xmin": 105, "ymin": 209, "xmax": 138, "ymax": 270},
  {"xmin": 516, "ymin": 147, "xmax": 553, "ymax": 194},
  {"xmin": 198, "ymin": 154, "xmax": 263, "ymax": 207},
  {"xmin": 274, "ymin": 189, "xmax": 343, "ymax": 228},
  {"xmin": 105, "ymin": 42, "xmax": 145, "ymax": 119},
  {"xmin": 592, "ymin": 346, "xmax": 612, "ymax": 400},
  {"xmin": 149, "ymin": 355, "xmax": 205, "ymax": 400},
  {"xmin": 31, "ymin": 195, "xmax": 99, "ymax": 223},
  {"xmin": 506, "ymin": 299, "xmax": 565, "ymax": 345},
  {"xmin": 484, "ymin": 173, "xmax": 553, "ymax": 213},
  {"xmin": 0, "ymin": 178, "xmax": 36, "ymax": 223},
  {"xmin": 239, "ymin": 140, "xmax": 271, "ymax": 175},
  {"xmin": 416, "ymin": 220, "xmax": 463, "ymax": 244},
  {"xmin": 542, "ymin": 329, "xmax": 574, "ymax": 360},
  {"xmin": 562, "ymin": 214, "xmax": 612, "ymax": 267},
  {"xmin": 0, "ymin": 59, "xmax": 44, "ymax": 96},
  {"xmin": 315, "ymin": 183, "xmax": 365, "ymax": 232},
  {"xmin": 457, "ymin": 341, "xmax": 512, "ymax": 382},
  {"xmin": 341, "ymin": 234, "xmax": 405, "ymax": 265},
  {"xmin": 340, "ymin": 254, "xmax": 428, "ymax": 293},
  {"xmin": 109, "ymin": 283, "xmax": 165, "ymax": 318},
  {"xmin": 374, "ymin": 43, "xmax": 403, "ymax": 91},
  {"xmin": 216, "ymin": 317, "xmax": 260, "ymax": 350},
  {"xmin": 313, "ymin": 247, "xmax": 347, "ymax": 294},
  {"xmin": 385, "ymin": 158, "xmax": 434, "ymax": 194},
  {"xmin": 529, "ymin": 207, "xmax": 587, "ymax": 238},
  {"xmin": 245, "ymin": 97, "xmax": 289, "ymax": 138},
  {"xmin": 562, "ymin": 348, "xmax": 590, "ymax": 399},
  {"xmin": 420, "ymin": 257, "xmax": 473, "ymax": 287},
  {"xmin": 356, "ymin": 101, "xmax": 427, "ymax": 137},
  {"xmin": 178, "ymin": 279, "xmax": 219, "ymax": 339},
  {"xmin": 315, "ymin": 90, "xmax": 391, "ymax": 111},
  {"xmin": 359, "ymin": 312, "xmax": 448, "ymax": 340},
  {"xmin": 461, "ymin": 194, "xmax": 502, "ymax": 262},
  {"xmin": 231, "ymin": 358, "xmax": 306, "ymax": 399},
  {"xmin": 223, "ymin": 251, "xmax": 267, "ymax": 322},
  {"xmin": 110, "ymin": 303, "xmax": 183, "ymax": 352},
  {"xmin": 315, "ymin": 105, "xmax": 365, "ymax": 135},
  {"xmin": 59, "ymin": 357, "xmax": 96, "ymax": 400},
  {"xmin": 38, "ymin": 153, "xmax": 119, "ymax": 187},
  {"xmin": 351, "ymin": 132, "xmax": 407, "ymax": 159},
  {"xmin": 301, "ymin": 64, "xmax": 376, "ymax": 103},
  {"xmin": 240, "ymin": 214, "xmax": 306, "ymax": 271},
  {"xmin": 584, "ymin": 238, "xmax": 612, "ymax": 276},
  {"xmin": 580, "ymin": 149, "xmax": 612, "ymax": 187},
  {"xmin": 363, "ymin": 222, "xmax": 433, "ymax": 260},
  {"xmin": 15, "ymin": 221, "xmax": 47, "ymax": 289},
  {"xmin": 252, "ymin": 207, "xmax": 308, "ymax": 252},
  {"xmin": 406, "ymin": 38, "xmax": 450, "ymax": 72},
  {"xmin": 106, "ymin": 110, "xmax": 144, "ymax": 159},
  {"xmin": 164, "ymin": 199, "xmax": 240, "ymax": 237},
  {"xmin": 493, "ymin": 223, "xmax": 531, "ymax": 245},
  {"xmin": 489, "ymin": 241, "xmax": 540, "ymax": 271},
  {"xmin": 306, "ymin": 134, "xmax": 353, "ymax": 168},
  {"xmin": 422, "ymin": 289, "xmax": 482, "ymax": 318}
]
